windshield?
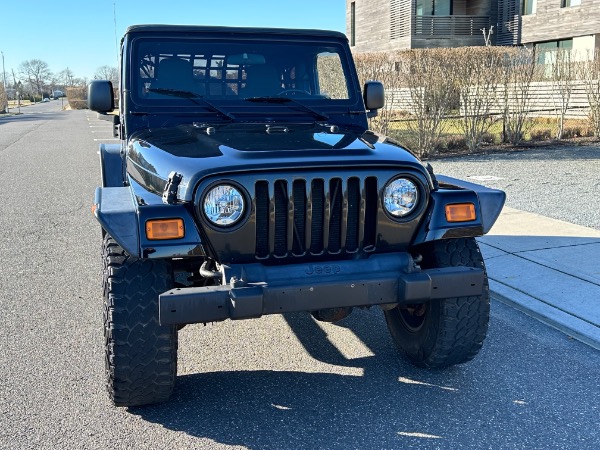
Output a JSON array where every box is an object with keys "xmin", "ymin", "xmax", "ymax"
[{"xmin": 131, "ymin": 37, "xmax": 354, "ymax": 109}]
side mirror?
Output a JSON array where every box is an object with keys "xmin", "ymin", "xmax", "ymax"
[
  {"xmin": 88, "ymin": 80, "xmax": 114, "ymax": 113},
  {"xmin": 363, "ymin": 81, "xmax": 385, "ymax": 118}
]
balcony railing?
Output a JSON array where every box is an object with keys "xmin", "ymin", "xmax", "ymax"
[{"xmin": 412, "ymin": 15, "xmax": 491, "ymax": 38}]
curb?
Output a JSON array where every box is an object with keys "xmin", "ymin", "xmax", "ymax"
[{"xmin": 490, "ymin": 281, "xmax": 600, "ymax": 350}]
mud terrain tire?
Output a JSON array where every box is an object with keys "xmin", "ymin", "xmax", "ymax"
[
  {"xmin": 102, "ymin": 235, "xmax": 178, "ymax": 406},
  {"xmin": 384, "ymin": 238, "xmax": 489, "ymax": 368}
]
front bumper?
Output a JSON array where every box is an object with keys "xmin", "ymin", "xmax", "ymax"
[{"xmin": 159, "ymin": 253, "xmax": 484, "ymax": 326}]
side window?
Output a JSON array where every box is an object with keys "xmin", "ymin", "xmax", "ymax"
[{"xmin": 315, "ymin": 52, "xmax": 349, "ymax": 99}]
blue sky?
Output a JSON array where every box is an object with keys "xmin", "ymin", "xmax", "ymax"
[{"xmin": 1, "ymin": 0, "xmax": 346, "ymax": 82}]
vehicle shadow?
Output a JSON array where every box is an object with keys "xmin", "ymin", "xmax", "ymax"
[
  {"xmin": 0, "ymin": 112, "xmax": 63, "ymax": 125},
  {"xmin": 129, "ymin": 310, "xmax": 463, "ymax": 449},
  {"xmin": 128, "ymin": 306, "xmax": 600, "ymax": 449}
]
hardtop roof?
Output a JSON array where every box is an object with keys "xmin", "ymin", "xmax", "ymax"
[{"xmin": 125, "ymin": 24, "xmax": 348, "ymax": 41}]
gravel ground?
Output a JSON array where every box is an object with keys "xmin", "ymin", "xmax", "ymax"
[{"xmin": 427, "ymin": 143, "xmax": 600, "ymax": 230}]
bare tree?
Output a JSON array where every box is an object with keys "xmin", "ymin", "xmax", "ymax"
[
  {"xmin": 548, "ymin": 48, "xmax": 575, "ymax": 139},
  {"xmin": 18, "ymin": 59, "xmax": 52, "ymax": 97},
  {"xmin": 577, "ymin": 49, "xmax": 600, "ymax": 138},
  {"xmin": 396, "ymin": 48, "xmax": 457, "ymax": 156},
  {"xmin": 94, "ymin": 65, "xmax": 119, "ymax": 85},
  {"xmin": 455, "ymin": 47, "xmax": 503, "ymax": 152},
  {"xmin": 498, "ymin": 47, "xmax": 540, "ymax": 145},
  {"xmin": 57, "ymin": 67, "xmax": 77, "ymax": 87}
]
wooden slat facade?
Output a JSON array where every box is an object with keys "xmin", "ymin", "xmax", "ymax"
[
  {"xmin": 496, "ymin": 0, "xmax": 520, "ymax": 45},
  {"xmin": 346, "ymin": 0, "xmax": 599, "ymax": 52},
  {"xmin": 348, "ymin": 0, "xmax": 493, "ymax": 52},
  {"xmin": 521, "ymin": 0, "xmax": 600, "ymax": 45}
]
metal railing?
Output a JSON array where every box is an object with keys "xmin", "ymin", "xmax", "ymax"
[{"xmin": 412, "ymin": 15, "xmax": 491, "ymax": 38}]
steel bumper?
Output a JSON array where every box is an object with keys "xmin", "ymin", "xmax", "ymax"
[{"xmin": 159, "ymin": 253, "xmax": 484, "ymax": 325}]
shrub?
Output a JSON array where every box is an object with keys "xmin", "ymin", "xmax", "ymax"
[
  {"xmin": 445, "ymin": 136, "xmax": 468, "ymax": 152},
  {"xmin": 66, "ymin": 86, "xmax": 88, "ymax": 110},
  {"xmin": 480, "ymin": 132, "xmax": 496, "ymax": 145},
  {"xmin": 530, "ymin": 129, "xmax": 553, "ymax": 141},
  {"xmin": 391, "ymin": 49, "xmax": 457, "ymax": 157},
  {"xmin": 0, "ymin": 84, "xmax": 8, "ymax": 113},
  {"xmin": 562, "ymin": 127, "xmax": 579, "ymax": 138}
]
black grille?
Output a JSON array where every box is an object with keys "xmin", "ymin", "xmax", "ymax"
[
  {"xmin": 255, "ymin": 176, "xmax": 378, "ymax": 259},
  {"xmin": 255, "ymin": 181, "xmax": 269, "ymax": 258}
]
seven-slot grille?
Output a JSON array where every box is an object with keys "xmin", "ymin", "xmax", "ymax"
[{"xmin": 254, "ymin": 176, "xmax": 379, "ymax": 259}]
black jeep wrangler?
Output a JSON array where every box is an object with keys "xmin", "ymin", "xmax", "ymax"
[{"xmin": 89, "ymin": 25, "xmax": 505, "ymax": 407}]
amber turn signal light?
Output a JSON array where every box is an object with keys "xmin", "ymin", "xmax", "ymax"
[
  {"xmin": 146, "ymin": 219, "xmax": 185, "ymax": 240},
  {"xmin": 445, "ymin": 203, "xmax": 476, "ymax": 222}
]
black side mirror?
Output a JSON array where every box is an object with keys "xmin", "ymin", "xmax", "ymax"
[
  {"xmin": 88, "ymin": 80, "xmax": 114, "ymax": 113},
  {"xmin": 363, "ymin": 81, "xmax": 385, "ymax": 118}
]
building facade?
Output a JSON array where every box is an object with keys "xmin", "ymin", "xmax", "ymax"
[
  {"xmin": 520, "ymin": 0, "xmax": 600, "ymax": 57},
  {"xmin": 347, "ymin": 0, "xmax": 600, "ymax": 54}
]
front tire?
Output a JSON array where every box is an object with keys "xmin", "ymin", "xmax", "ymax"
[
  {"xmin": 102, "ymin": 235, "xmax": 178, "ymax": 406},
  {"xmin": 384, "ymin": 238, "xmax": 489, "ymax": 368}
]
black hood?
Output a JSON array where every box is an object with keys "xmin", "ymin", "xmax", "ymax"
[{"xmin": 126, "ymin": 123, "xmax": 430, "ymax": 201}]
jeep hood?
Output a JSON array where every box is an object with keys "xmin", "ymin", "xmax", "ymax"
[{"xmin": 127, "ymin": 124, "xmax": 430, "ymax": 201}]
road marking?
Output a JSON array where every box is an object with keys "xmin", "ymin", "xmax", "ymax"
[
  {"xmin": 398, "ymin": 377, "xmax": 458, "ymax": 392},
  {"xmin": 398, "ymin": 432, "xmax": 442, "ymax": 439}
]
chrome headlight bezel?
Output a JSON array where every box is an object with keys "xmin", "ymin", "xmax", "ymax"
[
  {"xmin": 201, "ymin": 182, "xmax": 248, "ymax": 228},
  {"xmin": 382, "ymin": 176, "xmax": 421, "ymax": 220}
]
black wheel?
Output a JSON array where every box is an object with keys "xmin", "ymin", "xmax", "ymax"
[
  {"xmin": 384, "ymin": 238, "xmax": 489, "ymax": 368},
  {"xmin": 102, "ymin": 235, "xmax": 178, "ymax": 406}
]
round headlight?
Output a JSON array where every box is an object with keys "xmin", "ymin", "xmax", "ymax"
[
  {"xmin": 383, "ymin": 178, "xmax": 419, "ymax": 218},
  {"xmin": 203, "ymin": 184, "xmax": 245, "ymax": 226}
]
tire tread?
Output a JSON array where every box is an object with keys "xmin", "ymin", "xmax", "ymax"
[
  {"xmin": 102, "ymin": 236, "xmax": 177, "ymax": 407},
  {"xmin": 385, "ymin": 238, "xmax": 489, "ymax": 368}
]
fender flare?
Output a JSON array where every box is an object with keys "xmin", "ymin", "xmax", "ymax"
[
  {"xmin": 93, "ymin": 187, "xmax": 139, "ymax": 257},
  {"xmin": 99, "ymin": 143, "xmax": 125, "ymax": 188},
  {"xmin": 412, "ymin": 176, "xmax": 506, "ymax": 245}
]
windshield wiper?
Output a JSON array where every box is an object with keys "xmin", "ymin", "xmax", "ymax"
[
  {"xmin": 245, "ymin": 96, "xmax": 329, "ymax": 122},
  {"xmin": 147, "ymin": 88, "xmax": 235, "ymax": 120}
]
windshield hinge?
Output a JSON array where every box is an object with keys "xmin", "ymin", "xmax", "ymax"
[{"xmin": 163, "ymin": 171, "xmax": 183, "ymax": 204}]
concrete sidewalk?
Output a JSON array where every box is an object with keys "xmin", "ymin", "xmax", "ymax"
[{"xmin": 478, "ymin": 207, "xmax": 600, "ymax": 350}]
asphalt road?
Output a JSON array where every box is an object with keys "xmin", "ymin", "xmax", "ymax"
[{"xmin": 1, "ymin": 105, "xmax": 599, "ymax": 449}]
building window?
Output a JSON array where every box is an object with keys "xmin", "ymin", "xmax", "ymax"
[
  {"xmin": 434, "ymin": 0, "xmax": 452, "ymax": 15},
  {"xmin": 535, "ymin": 39, "xmax": 573, "ymax": 64},
  {"xmin": 561, "ymin": 0, "xmax": 581, "ymax": 6},
  {"xmin": 350, "ymin": 2, "xmax": 356, "ymax": 46},
  {"xmin": 522, "ymin": 0, "xmax": 537, "ymax": 15},
  {"xmin": 416, "ymin": 0, "xmax": 453, "ymax": 16}
]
